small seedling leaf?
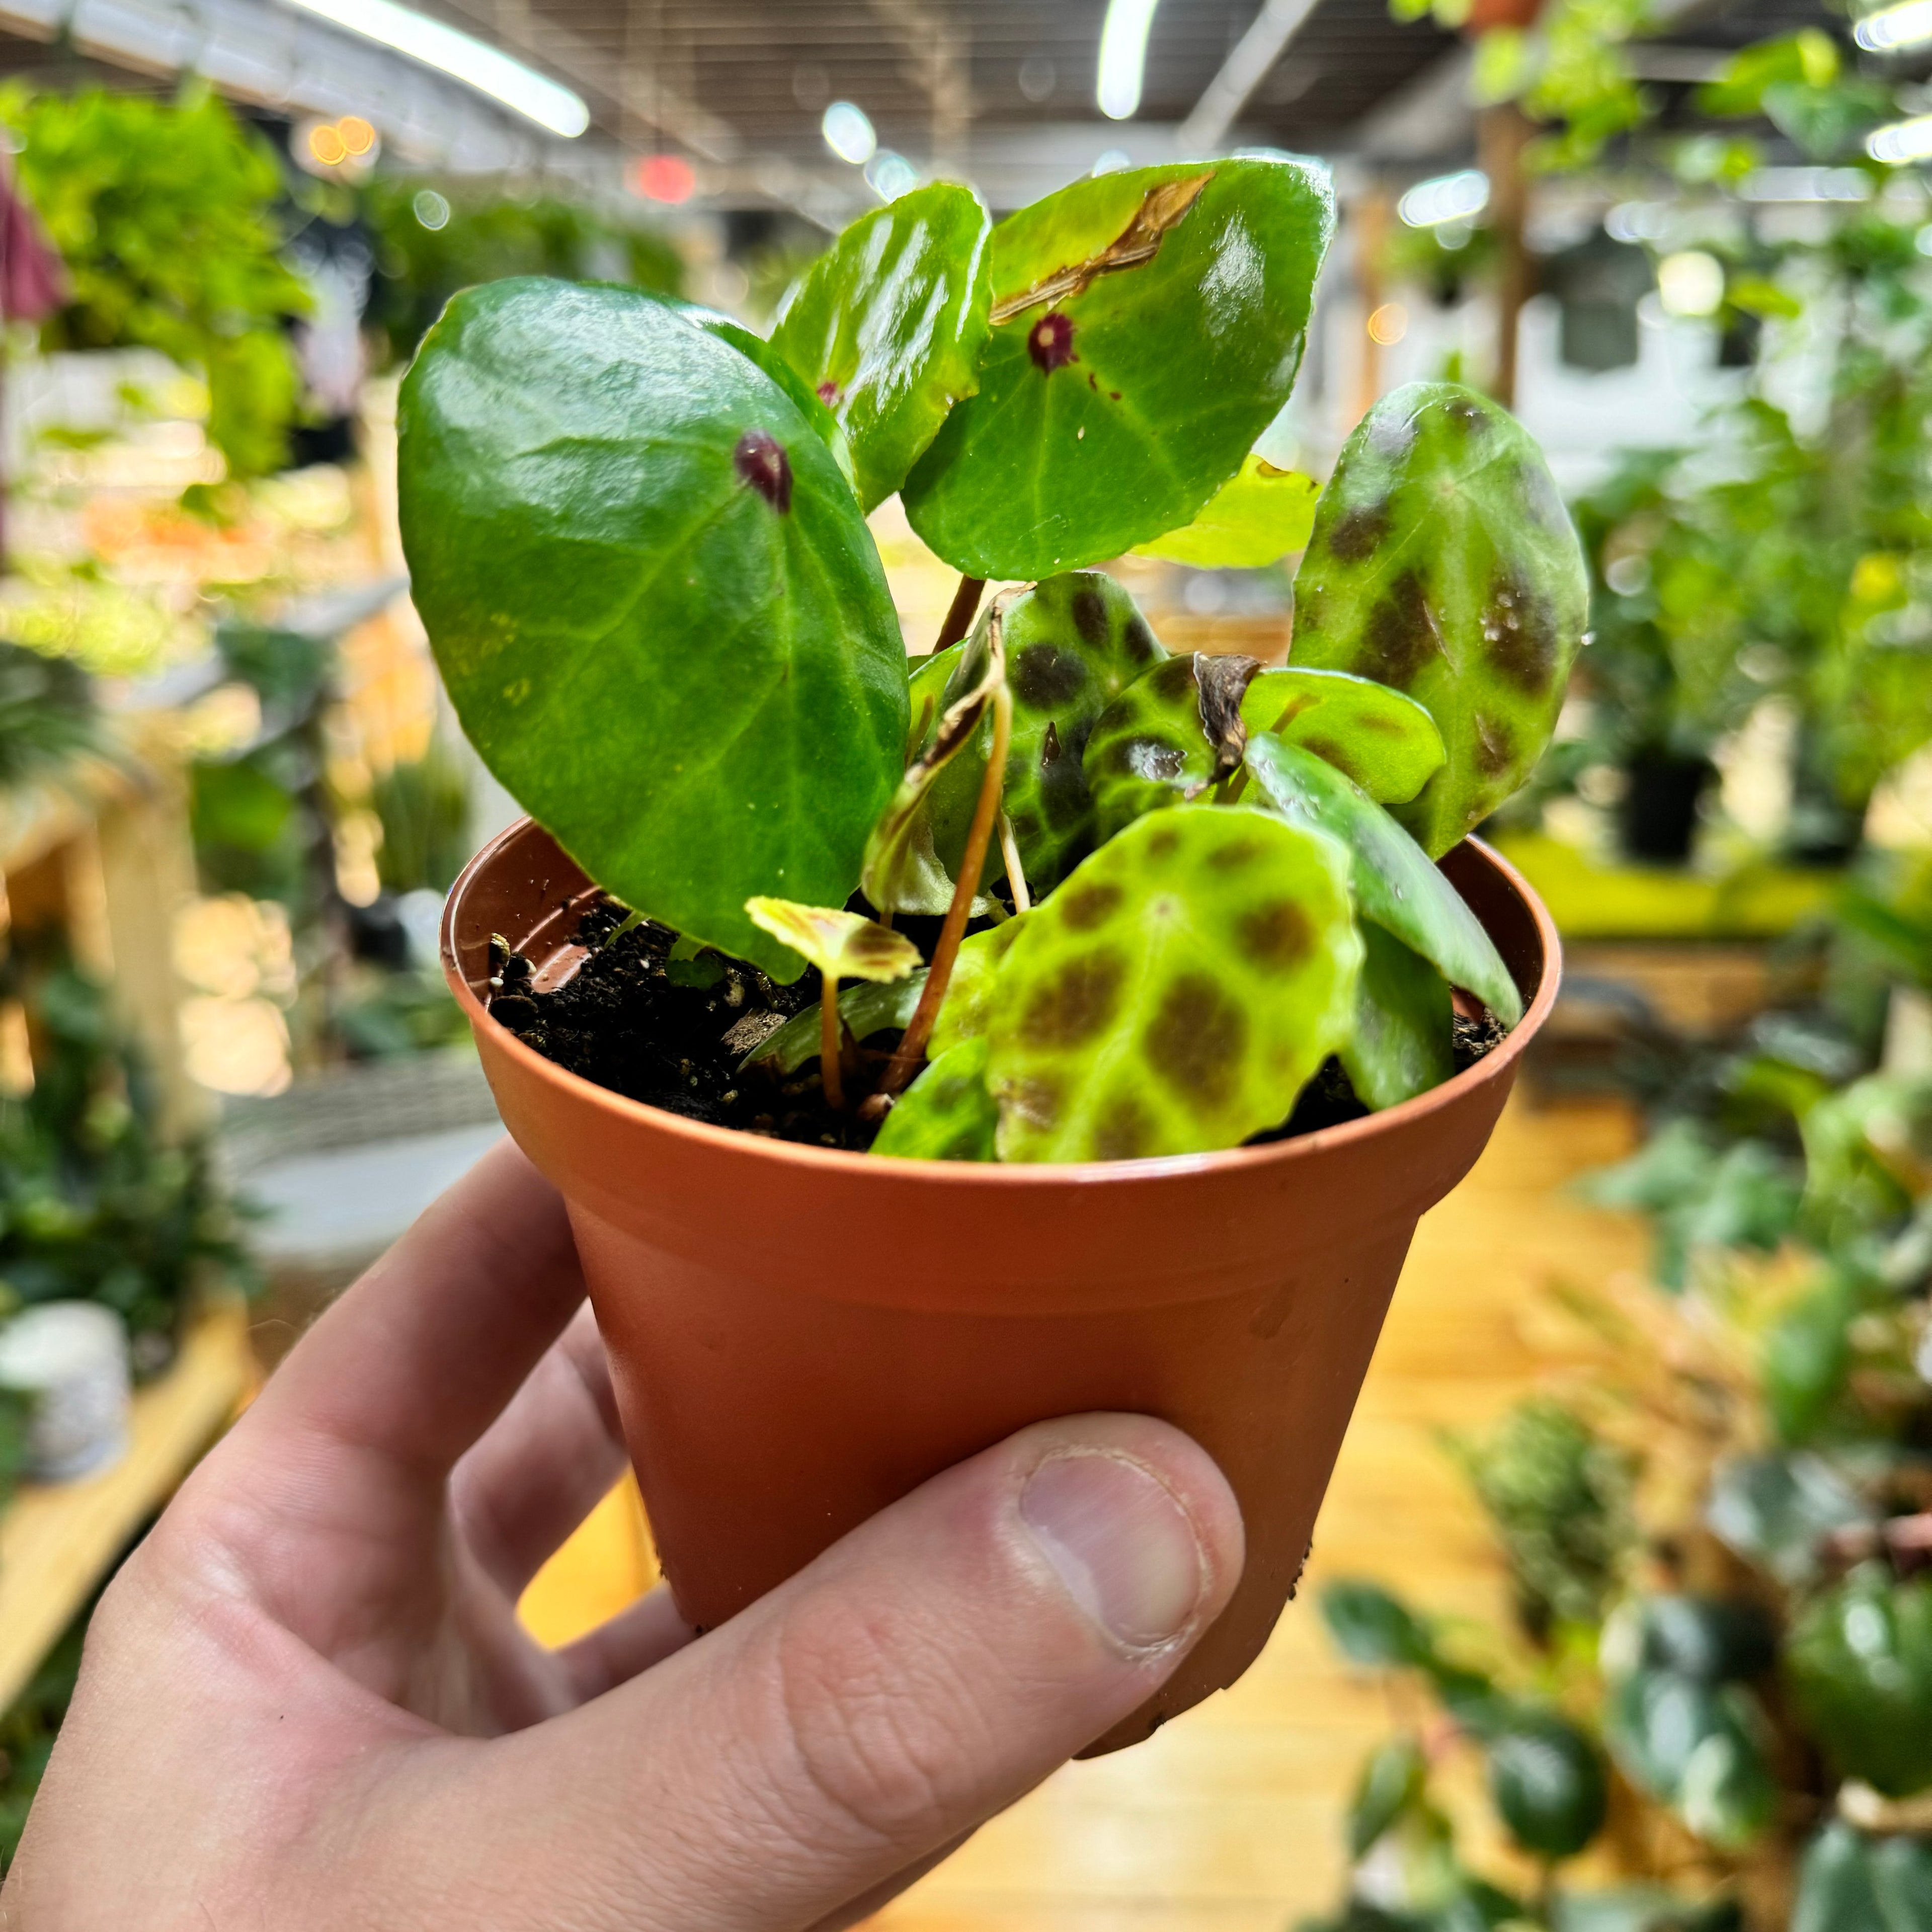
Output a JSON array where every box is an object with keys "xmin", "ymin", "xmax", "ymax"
[
  {"xmin": 1289, "ymin": 380, "xmax": 1588, "ymax": 856},
  {"xmin": 744, "ymin": 898, "xmax": 922, "ymax": 985},
  {"xmin": 930, "ymin": 913, "xmax": 1031, "ymax": 1058},
  {"xmin": 864, "ymin": 608, "xmax": 1008, "ymax": 914},
  {"xmin": 1133, "ymin": 456, "xmax": 1321, "ymax": 568},
  {"xmin": 1240, "ymin": 667, "xmax": 1446, "ymax": 803},
  {"xmin": 1342, "ymin": 922, "xmax": 1454, "ymax": 1111},
  {"xmin": 1083, "ymin": 653, "xmax": 1264, "ymax": 840},
  {"xmin": 771, "ymin": 183, "xmax": 992, "ymax": 511},
  {"xmin": 744, "ymin": 971, "xmax": 928, "ymax": 1074},
  {"xmin": 870, "ymin": 1035, "xmax": 999, "ymax": 1161},
  {"xmin": 1244, "ymin": 733, "xmax": 1522, "ymax": 1025},
  {"xmin": 985, "ymin": 804, "xmax": 1361, "ymax": 1162},
  {"xmin": 902, "ymin": 159, "xmax": 1336, "ymax": 580},
  {"xmin": 398, "ymin": 280, "xmax": 909, "ymax": 982}
]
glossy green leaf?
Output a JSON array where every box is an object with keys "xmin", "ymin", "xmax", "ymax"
[
  {"xmin": 1243, "ymin": 734, "xmax": 1522, "ymax": 1025},
  {"xmin": 670, "ymin": 299, "xmax": 859, "ymax": 493},
  {"xmin": 1794, "ymin": 1824, "xmax": 1885, "ymax": 1932},
  {"xmin": 930, "ymin": 914, "xmax": 1031, "ymax": 1058},
  {"xmin": 744, "ymin": 898, "xmax": 921, "ymax": 984},
  {"xmin": 771, "ymin": 183, "xmax": 992, "ymax": 511},
  {"xmin": 1553, "ymin": 1888, "xmax": 1743, "ymax": 1932},
  {"xmin": 1241, "ymin": 667, "xmax": 1446, "ymax": 804},
  {"xmin": 1487, "ymin": 1710, "xmax": 1609, "ymax": 1860},
  {"xmin": 870, "ymin": 1035, "xmax": 999, "ymax": 1161},
  {"xmin": 985, "ymin": 806, "xmax": 1360, "ymax": 1162},
  {"xmin": 1705, "ymin": 1451, "xmax": 1869, "ymax": 1588},
  {"xmin": 863, "ymin": 607, "xmax": 1006, "ymax": 916},
  {"xmin": 1347, "ymin": 1736, "xmax": 1428, "ymax": 1857},
  {"xmin": 1603, "ymin": 1666, "xmax": 1777, "ymax": 1848},
  {"xmin": 1133, "ymin": 455, "xmax": 1321, "ymax": 568},
  {"xmin": 902, "ymin": 159, "xmax": 1336, "ymax": 580},
  {"xmin": 1320, "ymin": 1580, "xmax": 1438, "ymax": 1671},
  {"xmin": 1290, "ymin": 381, "xmax": 1589, "ymax": 857},
  {"xmin": 398, "ymin": 279, "xmax": 909, "ymax": 981},
  {"xmin": 1873, "ymin": 1835, "xmax": 1932, "ymax": 1932},
  {"xmin": 1787, "ymin": 1568, "xmax": 1932, "ymax": 1798},
  {"xmin": 1343, "ymin": 922, "xmax": 1454, "ymax": 1112},
  {"xmin": 744, "ymin": 972, "xmax": 926, "ymax": 1074},
  {"xmin": 1627, "ymin": 1595, "xmax": 1779, "ymax": 1685},
  {"xmin": 1083, "ymin": 652, "xmax": 1264, "ymax": 840}
]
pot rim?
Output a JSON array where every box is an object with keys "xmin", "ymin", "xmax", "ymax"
[{"xmin": 442, "ymin": 816, "xmax": 1562, "ymax": 1188}]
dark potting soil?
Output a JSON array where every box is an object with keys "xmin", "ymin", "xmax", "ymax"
[{"xmin": 490, "ymin": 897, "xmax": 1511, "ymax": 1155}]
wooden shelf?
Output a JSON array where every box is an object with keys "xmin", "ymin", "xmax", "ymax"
[{"xmin": 0, "ymin": 1298, "xmax": 254, "ymax": 1713}]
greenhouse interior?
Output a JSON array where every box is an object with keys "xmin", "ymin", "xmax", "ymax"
[{"xmin": 0, "ymin": 0, "xmax": 1930, "ymax": 1923}]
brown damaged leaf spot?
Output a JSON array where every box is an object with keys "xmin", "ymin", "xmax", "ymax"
[
  {"xmin": 1019, "ymin": 950, "xmax": 1127, "ymax": 1049},
  {"xmin": 1361, "ymin": 570, "xmax": 1444, "ymax": 688},
  {"xmin": 1059, "ymin": 879, "xmax": 1125, "ymax": 931},
  {"xmin": 1144, "ymin": 971, "xmax": 1247, "ymax": 1109},
  {"xmin": 1237, "ymin": 899, "xmax": 1314, "ymax": 967},
  {"xmin": 733, "ymin": 430, "xmax": 792, "ymax": 513},
  {"xmin": 990, "ymin": 172, "xmax": 1217, "ymax": 326},
  {"xmin": 1007, "ymin": 1073, "xmax": 1066, "ymax": 1126},
  {"xmin": 1190, "ymin": 653, "xmax": 1263, "ymax": 791},
  {"xmin": 1473, "ymin": 711, "xmax": 1516, "ymax": 776}
]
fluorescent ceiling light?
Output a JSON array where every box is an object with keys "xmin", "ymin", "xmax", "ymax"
[
  {"xmin": 1856, "ymin": 0, "xmax": 1932, "ymax": 52},
  {"xmin": 1869, "ymin": 114, "xmax": 1932, "ymax": 163},
  {"xmin": 1398, "ymin": 170, "xmax": 1489, "ymax": 227},
  {"xmin": 1098, "ymin": 0, "xmax": 1161, "ymax": 120},
  {"xmin": 283, "ymin": 0, "xmax": 588, "ymax": 136},
  {"xmin": 822, "ymin": 100, "xmax": 877, "ymax": 165}
]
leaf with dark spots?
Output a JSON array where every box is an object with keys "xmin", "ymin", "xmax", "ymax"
[
  {"xmin": 1243, "ymin": 732, "xmax": 1523, "ymax": 1025},
  {"xmin": 1238, "ymin": 667, "xmax": 1445, "ymax": 803},
  {"xmin": 770, "ymin": 183, "xmax": 992, "ymax": 511},
  {"xmin": 397, "ymin": 277, "xmax": 907, "ymax": 982},
  {"xmin": 1083, "ymin": 653, "xmax": 1258, "ymax": 837},
  {"xmin": 1290, "ymin": 381, "xmax": 1587, "ymax": 857},
  {"xmin": 904, "ymin": 159, "xmax": 1336, "ymax": 580},
  {"xmin": 1194, "ymin": 655, "xmax": 1263, "ymax": 789},
  {"xmin": 929, "ymin": 914, "xmax": 1031, "ymax": 1057},
  {"xmin": 984, "ymin": 805, "xmax": 1361, "ymax": 1162},
  {"xmin": 1133, "ymin": 456, "xmax": 1321, "ymax": 569},
  {"xmin": 1342, "ymin": 923, "xmax": 1454, "ymax": 1110},
  {"xmin": 870, "ymin": 1035, "xmax": 998, "ymax": 1161},
  {"xmin": 863, "ymin": 604, "xmax": 1009, "ymax": 915}
]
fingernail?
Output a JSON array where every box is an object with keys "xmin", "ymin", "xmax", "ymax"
[{"xmin": 1018, "ymin": 1451, "xmax": 1208, "ymax": 1650}]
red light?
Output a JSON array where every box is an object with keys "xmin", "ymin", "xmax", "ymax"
[{"xmin": 630, "ymin": 154, "xmax": 696, "ymax": 204}]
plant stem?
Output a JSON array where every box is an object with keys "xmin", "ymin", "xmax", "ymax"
[
  {"xmin": 820, "ymin": 974, "xmax": 844, "ymax": 1110},
  {"xmin": 931, "ymin": 575, "xmax": 986, "ymax": 655},
  {"xmin": 998, "ymin": 811, "xmax": 1031, "ymax": 913},
  {"xmin": 881, "ymin": 682, "xmax": 1012, "ymax": 1093}
]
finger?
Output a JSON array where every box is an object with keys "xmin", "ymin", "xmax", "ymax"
[
  {"xmin": 451, "ymin": 1304, "xmax": 629, "ymax": 1596},
  {"xmin": 367, "ymin": 1413, "xmax": 1244, "ymax": 1929},
  {"xmin": 237, "ymin": 1140, "xmax": 585, "ymax": 1483},
  {"xmin": 554, "ymin": 1582, "xmax": 697, "ymax": 1701}
]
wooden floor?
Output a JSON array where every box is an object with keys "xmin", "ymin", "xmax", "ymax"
[{"xmin": 519, "ymin": 1090, "xmax": 1647, "ymax": 1931}]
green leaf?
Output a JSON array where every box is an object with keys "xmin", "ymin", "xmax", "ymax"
[
  {"xmin": 1486, "ymin": 1709, "xmax": 1610, "ymax": 1860},
  {"xmin": 1241, "ymin": 668, "xmax": 1447, "ymax": 804},
  {"xmin": 1321, "ymin": 1580, "xmax": 1438, "ymax": 1670},
  {"xmin": 1762, "ymin": 1266, "xmax": 1859, "ymax": 1445},
  {"xmin": 930, "ymin": 914, "xmax": 1031, "ymax": 1058},
  {"xmin": 1289, "ymin": 381, "xmax": 1589, "ymax": 857},
  {"xmin": 1794, "ymin": 1824, "xmax": 1884, "ymax": 1932},
  {"xmin": 1705, "ymin": 1451, "xmax": 1869, "ymax": 1587},
  {"xmin": 744, "ymin": 972, "xmax": 927, "ymax": 1074},
  {"xmin": 1873, "ymin": 1835, "xmax": 1932, "ymax": 1932},
  {"xmin": 398, "ymin": 279, "xmax": 909, "ymax": 982},
  {"xmin": 870, "ymin": 1034, "xmax": 999, "ymax": 1161},
  {"xmin": 1553, "ymin": 1888, "xmax": 1743, "ymax": 1932},
  {"xmin": 744, "ymin": 898, "xmax": 921, "ymax": 984},
  {"xmin": 1787, "ymin": 1568, "xmax": 1932, "ymax": 1799},
  {"xmin": 903, "ymin": 159, "xmax": 1337, "ymax": 580},
  {"xmin": 670, "ymin": 299, "xmax": 859, "ymax": 492},
  {"xmin": 986, "ymin": 805, "xmax": 1360, "ymax": 1161},
  {"xmin": 1343, "ymin": 922, "xmax": 1455, "ymax": 1112},
  {"xmin": 1627, "ymin": 1596, "xmax": 1779, "ymax": 1685},
  {"xmin": 1242, "ymin": 734, "xmax": 1523, "ymax": 1025},
  {"xmin": 1604, "ymin": 1666, "xmax": 1777, "ymax": 1848},
  {"xmin": 1348, "ymin": 1736, "xmax": 1428, "ymax": 1857},
  {"xmin": 771, "ymin": 183, "xmax": 992, "ymax": 511},
  {"xmin": 1133, "ymin": 456, "xmax": 1321, "ymax": 568}
]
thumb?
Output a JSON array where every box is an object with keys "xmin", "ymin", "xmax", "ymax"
[{"xmin": 383, "ymin": 1413, "xmax": 1243, "ymax": 1930}]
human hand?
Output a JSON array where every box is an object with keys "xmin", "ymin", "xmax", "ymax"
[{"xmin": 4, "ymin": 1141, "xmax": 1243, "ymax": 1929}]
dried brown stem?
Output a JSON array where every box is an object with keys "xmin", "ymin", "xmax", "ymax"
[
  {"xmin": 881, "ymin": 680, "xmax": 1012, "ymax": 1094},
  {"xmin": 931, "ymin": 575, "xmax": 985, "ymax": 656},
  {"xmin": 820, "ymin": 974, "xmax": 844, "ymax": 1110}
]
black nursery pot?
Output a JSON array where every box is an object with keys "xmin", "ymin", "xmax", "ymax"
[{"xmin": 1617, "ymin": 752, "xmax": 1715, "ymax": 865}]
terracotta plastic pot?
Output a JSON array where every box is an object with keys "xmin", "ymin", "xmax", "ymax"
[{"xmin": 443, "ymin": 819, "xmax": 1561, "ymax": 1756}]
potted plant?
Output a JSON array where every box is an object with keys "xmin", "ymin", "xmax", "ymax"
[{"xmin": 402, "ymin": 162, "xmax": 1587, "ymax": 1752}]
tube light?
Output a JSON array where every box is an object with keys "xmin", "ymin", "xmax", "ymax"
[
  {"xmin": 283, "ymin": 0, "xmax": 589, "ymax": 136},
  {"xmin": 1398, "ymin": 170, "xmax": 1489, "ymax": 228},
  {"xmin": 1098, "ymin": 0, "xmax": 1161, "ymax": 120},
  {"xmin": 1869, "ymin": 114, "xmax": 1932, "ymax": 163},
  {"xmin": 1856, "ymin": 0, "xmax": 1932, "ymax": 52}
]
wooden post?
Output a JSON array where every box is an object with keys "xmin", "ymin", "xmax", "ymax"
[
  {"xmin": 1479, "ymin": 103, "xmax": 1534, "ymax": 409},
  {"xmin": 1353, "ymin": 185, "xmax": 1391, "ymax": 429}
]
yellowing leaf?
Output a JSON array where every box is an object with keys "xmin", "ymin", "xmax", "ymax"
[
  {"xmin": 1134, "ymin": 456, "xmax": 1321, "ymax": 568},
  {"xmin": 743, "ymin": 899, "xmax": 921, "ymax": 983}
]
